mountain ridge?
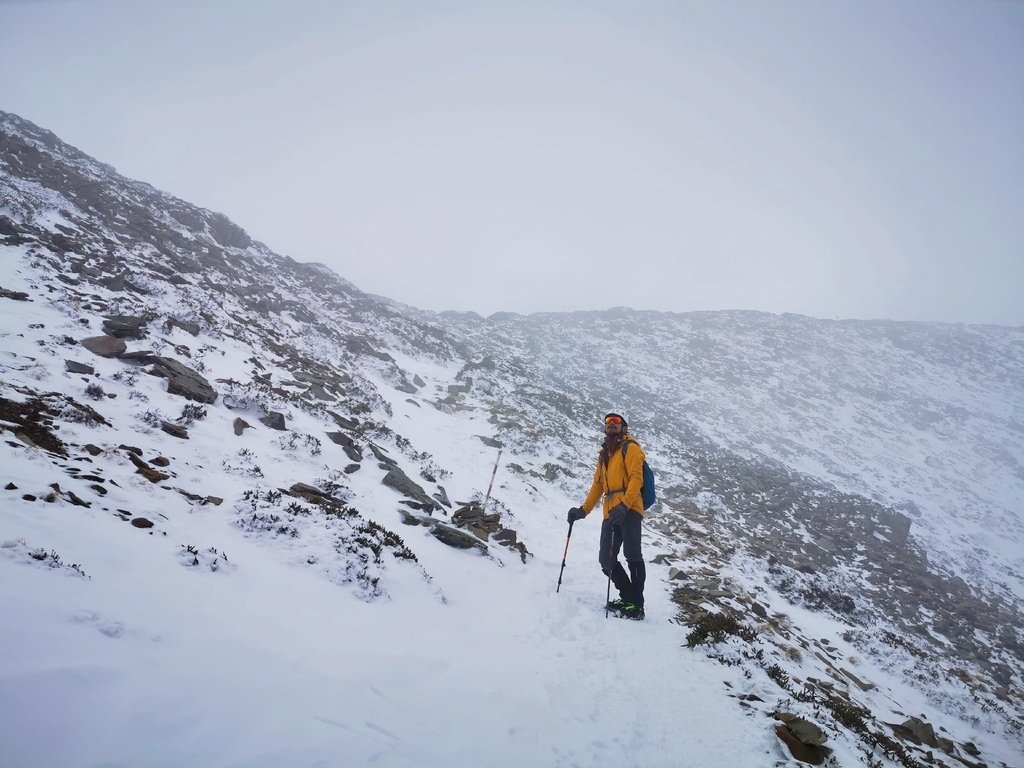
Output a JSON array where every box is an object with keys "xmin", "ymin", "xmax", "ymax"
[{"xmin": 2, "ymin": 110, "xmax": 1022, "ymax": 767}]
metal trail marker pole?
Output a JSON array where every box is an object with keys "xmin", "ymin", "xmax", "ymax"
[{"xmin": 481, "ymin": 448, "xmax": 502, "ymax": 512}]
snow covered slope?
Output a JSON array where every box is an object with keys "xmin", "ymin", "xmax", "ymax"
[{"xmin": 1, "ymin": 110, "xmax": 1021, "ymax": 767}]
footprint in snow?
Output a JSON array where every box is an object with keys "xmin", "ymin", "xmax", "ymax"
[{"xmin": 70, "ymin": 610, "xmax": 126, "ymax": 638}]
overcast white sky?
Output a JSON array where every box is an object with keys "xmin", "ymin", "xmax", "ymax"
[{"xmin": 2, "ymin": 1, "xmax": 1022, "ymax": 325}]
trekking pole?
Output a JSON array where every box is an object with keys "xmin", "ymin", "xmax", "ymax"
[
  {"xmin": 481, "ymin": 448, "xmax": 502, "ymax": 513},
  {"xmin": 555, "ymin": 520, "xmax": 574, "ymax": 593},
  {"xmin": 605, "ymin": 532, "xmax": 613, "ymax": 618},
  {"xmin": 605, "ymin": 568, "xmax": 612, "ymax": 618}
]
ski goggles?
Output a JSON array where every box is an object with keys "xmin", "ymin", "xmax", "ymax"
[{"xmin": 604, "ymin": 415, "xmax": 624, "ymax": 425}]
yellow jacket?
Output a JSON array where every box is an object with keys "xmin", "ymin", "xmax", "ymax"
[{"xmin": 581, "ymin": 437, "xmax": 646, "ymax": 519}]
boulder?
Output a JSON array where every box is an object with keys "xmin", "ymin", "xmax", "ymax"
[
  {"xmin": 305, "ymin": 383, "xmax": 335, "ymax": 401},
  {"xmin": 135, "ymin": 466, "xmax": 169, "ymax": 484},
  {"xmin": 122, "ymin": 353, "xmax": 217, "ymax": 403},
  {"xmin": 432, "ymin": 485, "xmax": 452, "ymax": 508},
  {"xmin": 102, "ymin": 315, "xmax": 147, "ymax": 339},
  {"xmin": 774, "ymin": 723, "xmax": 829, "ymax": 765},
  {"xmin": 80, "ymin": 335, "xmax": 126, "ymax": 358},
  {"xmin": 430, "ymin": 523, "xmax": 487, "ymax": 552},
  {"xmin": 160, "ymin": 421, "xmax": 189, "ymax": 439},
  {"xmin": 166, "ymin": 318, "xmax": 201, "ymax": 336},
  {"xmin": 381, "ymin": 467, "xmax": 435, "ymax": 511},
  {"xmin": 65, "ymin": 360, "xmax": 95, "ymax": 375},
  {"xmin": 326, "ymin": 431, "xmax": 362, "ymax": 462},
  {"xmin": 260, "ymin": 411, "xmax": 286, "ymax": 430},
  {"xmin": 131, "ymin": 517, "xmax": 154, "ymax": 528},
  {"xmin": 150, "ymin": 356, "xmax": 217, "ymax": 403}
]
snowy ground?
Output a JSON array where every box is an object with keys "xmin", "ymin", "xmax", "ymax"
[{"xmin": 1, "ymin": 424, "xmax": 778, "ymax": 768}]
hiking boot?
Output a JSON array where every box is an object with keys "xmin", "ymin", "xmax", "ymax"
[
  {"xmin": 606, "ymin": 598, "xmax": 628, "ymax": 611},
  {"xmin": 618, "ymin": 602, "xmax": 645, "ymax": 620}
]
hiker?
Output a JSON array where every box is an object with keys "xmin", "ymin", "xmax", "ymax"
[{"xmin": 567, "ymin": 412, "xmax": 647, "ymax": 619}]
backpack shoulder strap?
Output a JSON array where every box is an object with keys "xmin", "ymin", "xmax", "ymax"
[{"xmin": 621, "ymin": 438, "xmax": 637, "ymax": 459}]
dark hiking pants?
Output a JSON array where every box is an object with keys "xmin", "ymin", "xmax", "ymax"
[{"xmin": 599, "ymin": 510, "xmax": 646, "ymax": 607}]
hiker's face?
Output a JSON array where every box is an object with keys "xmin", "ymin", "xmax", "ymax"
[{"xmin": 604, "ymin": 421, "xmax": 624, "ymax": 437}]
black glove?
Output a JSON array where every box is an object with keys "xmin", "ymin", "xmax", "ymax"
[
  {"xmin": 567, "ymin": 507, "xmax": 586, "ymax": 523},
  {"xmin": 608, "ymin": 503, "xmax": 629, "ymax": 527}
]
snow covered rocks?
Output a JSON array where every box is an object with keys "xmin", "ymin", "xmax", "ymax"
[
  {"xmin": 774, "ymin": 713, "xmax": 829, "ymax": 764},
  {"xmin": 80, "ymin": 334, "xmax": 126, "ymax": 358}
]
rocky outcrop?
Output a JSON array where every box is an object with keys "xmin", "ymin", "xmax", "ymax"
[
  {"xmin": 102, "ymin": 315, "xmax": 148, "ymax": 339},
  {"xmin": 381, "ymin": 466, "xmax": 435, "ymax": 512},
  {"xmin": 326, "ymin": 431, "xmax": 362, "ymax": 462},
  {"xmin": 65, "ymin": 360, "xmax": 94, "ymax": 375},
  {"xmin": 80, "ymin": 335, "xmax": 126, "ymax": 358},
  {"xmin": 120, "ymin": 352, "xmax": 217, "ymax": 404},
  {"xmin": 259, "ymin": 411, "xmax": 286, "ymax": 430}
]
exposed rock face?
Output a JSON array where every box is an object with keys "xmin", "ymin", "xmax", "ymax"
[
  {"xmin": 166, "ymin": 318, "xmax": 200, "ymax": 336},
  {"xmin": 65, "ymin": 360, "xmax": 94, "ymax": 374},
  {"xmin": 119, "ymin": 352, "xmax": 217, "ymax": 403},
  {"xmin": 430, "ymin": 523, "xmax": 487, "ymax": 552},
  {"xmin": 102, "ymin": 315, "xmax": 147, "ymax": 339},
  {"xmin": 160, "ymin": 421, "xmax": 188, "ymax": 439},
  {"xmin": 326, "ymin": 431, "xmax": 362, "ymax": 462},
  {"xmin": 381, "ymin": 466, "xmax": 435, "ymax": 511},
  {"xmin": 80, "ymin": 335, "xmax": 126, "ymax": 358},
  {"xmin": 259, "ymin": 411, "xmax": 286, "ymax": 430}
]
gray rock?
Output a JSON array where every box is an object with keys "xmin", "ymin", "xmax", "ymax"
[
  {"xmin": 432, "ymin": 485, "xmax": 452, "ymax": 508},
  {"xmin": 102, "ymin": 315, "xmax": 147, "ymax": 339},
  {"xmin": 430, "ymin": 523, "xmax": 487, "ymax": 551},
  {"xmin": 233, "ymin": 417, "xmax": 252, "ymax": 436},
  {"xmin": 124, "ymin": 352, "xmax": 217, "ymax": 403},
  {"xmin": 151, "ymin": 356, "xmax": 217, "ymax": 403},
  {"xmin": 260, "ymin": 411, "xmax": 286, "ymax": 430},
  {"xmin": 290, "ymin": 482, "xmax": 329, "ymax": 499},
  {"xmin": 65, "ymin": 360, "xmax": 94, "ymax": 374},
  {"xmin": 382, "ymin": 466, "xmax": 434, "ymax": 511},
  {"xmin": 208, "ymin": 212, "xmax": 252, "ymax": 249},
  {"xmin": 305, "ymin": 383, "xmax": 335, "ymax": 401},
  {"xmin": 786, "ymin": 717, "xmax": 828, "ymax": 746},
  {"xmin": 131, "ymin": 517, "xmax": 154, "ymax": 528},
  {"xmin": 326, "ymin": 431, "xmax": 363, "ymax": 462},
  {"xmin": 398, "ymin": 509, "xmax": 434, "ymax": 526},
  {"xmin": 160, "ymin": 421, "xmax": 189, "ymax": 439},
  {"xmin": 328, "ymin": 412, "xmax": 360, "ymax": 431},
  {"xmin": 167, "ymin": 318, "xmax": 201, "ymax": 336},
  {"xmin": 80, "ymin": 335, "xmax": 126, "ymax": 358},
  {"xmin": 477, "ymin": 435, "xmax": 504, "ymax": 448},
  {"xmin": 368, "ymin": 443, "xmax": 397, "ymax": 466}
]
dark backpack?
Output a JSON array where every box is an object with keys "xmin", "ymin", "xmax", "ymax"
[{"xmin": 621, "ymin": 440, "xmax": 656, "ymax": 511}]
